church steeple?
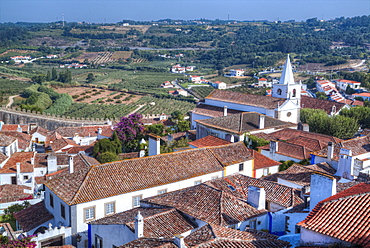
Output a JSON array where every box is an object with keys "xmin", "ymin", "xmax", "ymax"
[{"xmin": 279, "ymin": 54, "xmax": 295, "ymax": 85}]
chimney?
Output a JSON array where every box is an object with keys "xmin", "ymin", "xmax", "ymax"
[
  {"xmin": 259, "ymin": 115, "xmax": 265, "ymax": 129},
  {"xmin": 335, "ymin": 148, "xmax": 354, "ymax": 180},
  {"xmin": 30, "ymin": 157, "xmax": 34, "ymax": 165},
  {"xmin": 270, "ymin": 140, "xmax": 278, "ymax": 154},
  {"xmin": 327, "ymin": 142, "xmax": 334, "ymax": 161},
  {"xmin": 16, "ymin": 163, "xmax": 21, "ymax": 185},
  {"xmin": 0, "ymin": 121, "xmax": 3, "ymax": 131},
  {"xmin": 47, "ymin": 154, "xmax": 58, "ymax": 173},
  {"xmin": 309, "ymin": 173, "xmax": 336, "ymax": 211},
  {"xmin": 97, "ymin": 128, "xmax": 102, "ymax": 135},
  {"xmin": 297, "ymin": 122, "xmax": 309, "ymax": 132},
  {"xmin": 148, "ymin": 134, "xmax": 160, "ymax": 156},
  {"xmin": 73, "ymin": 133, "xmax": 80, "ymax": 145},
  {"xmin": 167, "ymin": 133, "xmax": 174, "ymax": 145},
  {"xmin": 134, "ymin": 211, "xmax": 144, "ymax": 239},
  {"xmin": 174, "ymin": 234, "xmax": 186, "ymax": 248},
  {"xmin": 247, "ymin": 186, "xmax": 266, "ymax": 210},
  {"xmin": 17, "ymin": 125, "xmax": 22, "ymax": 133},
  {"xmin": 223, "ymin": 106, "xmax": 228, "ymax": 116},
  {"xmin": 69, "ymin": 155, "xmax": 74, "ymax": 174}
]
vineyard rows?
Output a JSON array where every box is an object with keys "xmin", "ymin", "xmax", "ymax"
[{"xmin": 92, "ymin": 52, "xmax": 114, "ymax": 65}]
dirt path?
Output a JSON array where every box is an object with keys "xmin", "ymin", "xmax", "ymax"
[
  {"xmin": 6, "ymin": 95, "xmax": 19, "ymax": 108},
  {"xmin": 127, "ymin": 104, "xmax": 146, "ymax": 116}
]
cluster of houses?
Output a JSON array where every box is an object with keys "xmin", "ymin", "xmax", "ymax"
[
  {"xmin": 59, "ymin": 63, "xmax": 88, "ymax": 69},
  {"xmin": 0, "ymin": 55, "xmax": 369, "ymax": 248},
  {"xmin": 10, "ymin": 55, "xmax": 58, "ymax": 64}
]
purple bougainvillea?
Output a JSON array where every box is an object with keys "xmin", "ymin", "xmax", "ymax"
[{"xmin": 114, "ymin": 113, "xmax": 145, "ymax": 142}]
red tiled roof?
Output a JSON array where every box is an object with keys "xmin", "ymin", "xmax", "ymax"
[
  {"xmin": 262, "ymin": 163, "xmax": 336, "ymax": 187},
  {"xmin": 50, "ymin": 137, "xmax": 77, "ymax": 152},
  {"xmin": 301, "ymin": 96, "xmax": 346, "ymax": 115},
  {"xmin": 0, "ymin": 134, "xmax": 16, "ymax": 146},
  {"xmin": 54, "ymin": 125, "xmax": 113, "ymax": 138},
  {"xmin": 312, "ymin": 135, "xmax": 370, "ymax": 160},
  {"xmin": 13, "ymin": 201, "xmax": 54, "ymax": 232},
  {"xmin": 45, "ymin": 143, "xmax": 251, "ymax": 205},
  {"xmin": 258, "ymin": 141, "xmax": 312, "ymax": 160},
  {"xmin": 252, "ymin": 150, "xmax": 281, "ymax": 169},
  {"xmin": 0, "ymin": 184, "xmax": 31, "ymax": 203},
  {"xmin": 90, "ymin": 207, "xmax": 196, "ymax": 239},
  {"xmin": 267, "ymin": 128, "xmax": 342, "ymax": 144},
  {"xmin": 196, "ymin": 112, "xmax": 295, "ymax": 135},
  {"xmin": 205, "ymin": 174, "xmax": 303, "ymax": 209},
  {"xmin": 1, "ymin": 124, "xmax": 28, "ymax": 132},
  {"xmin": 0, "ymin": 152, "xmax": 35, "ymax": 174},
  {"xmin": 142, "ymin": 184, "xmax": 267, "ymax": 226},
  {"xmin": 190, "ymin": 103, "xmax": 243, "ymax": 118},
  {"xmin": 188, "ymin": 135, "xmax": 231, "ymax": 148},
  {"xmin": 29, "ymin": 126, "xmax": 49, "ymax": 137},
  {"xmin": 120, "ymin": 238, "xmax": 176, "ymax": 248},
  {"xmin": 206, "ymin": 90, "xmax": 286, "ymax": 110},
  {"xmin": 298, "ymin": 183, "xmax": 370, "ymax": 247},
  {"xmin": 0, "ymin": 131, "xmax": 32, "ymax": 150}
]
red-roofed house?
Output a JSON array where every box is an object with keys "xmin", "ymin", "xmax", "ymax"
[
  {"xmin": 352, "ymin": 92, "xmax": 370, "ymax": 101},
  {"xmin": 298, "ymin": 183, "xmax": 370, "ymax": 247},
  {"xmin": 334, "ymin": 79, "xmax": 361, "ymax": 92},
  {"xmin": 210, "ymin": 81, "xmax": 226, "ymax": 89}
]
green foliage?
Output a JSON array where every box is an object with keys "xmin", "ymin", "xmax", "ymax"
[
  {"xmin": 171, "ymin": 110, "xmax": 184, "ymax": 121},
  {"xmin": 191, "ymin": 86, "xmax": 214, "ymax": 99},
  {"xmin": 86, "ymin": 73, "xmax": 95, "ymax": 83},
  {"xmin": 279, "ymin": 160, "xmax": 294, "ymax": 171},
  {"xmin": 25, "ymin": 91, "xmax": 52, "ymax": 110},
  {"xmin": 340, "ymin": 106, "xmax": 370, "ymax": 128},
  {"xmin": 147, "ymin": 123, "xmax": 165, "ymax": 136},
  {"xmin": 0, "ymin": 79, "xmax": 33, "ymax": 96},
  {"xmin": 96, "ymin": 152, "xmax": 118, "ymax": 163},
  {"xmin": 300, "ymin": 108, "xmax": 359, "ymax": 139},
  {"xmin": 2, "ymin": 201, "xmax": 30, "ymax": 223},
  {"xmin": 44, "ymin": 93, "xmax": 73, "ymax": 115},
  {"xmin": 245, "ymin": 134, "xmax": 269, "ymax": 150},
  {"xmin": 315, "ymin": 92, "xmax": 327, "ymax": 100},
  {"xmin": 175, "ymin": 120, "xmax": 190, "ymax": 132}
]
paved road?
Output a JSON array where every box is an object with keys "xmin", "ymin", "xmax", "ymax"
[{"xmin": 6, "ymin": 95, "xmax": 19, "ymax": 108}]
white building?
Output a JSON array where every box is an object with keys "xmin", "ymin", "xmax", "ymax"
[
  {"xmin": 210, "ymin": 81, "xmax": 226, "ymax": 89},
  {"xmin": 16, "ymin": 142, "xmax": 257, "ymax": 247}
]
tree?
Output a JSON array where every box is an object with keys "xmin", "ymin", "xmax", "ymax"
[
  {"xmin": 147, "ymin": 123, "xmax": 165, "ymax": 136},
  {"xmin": 46, "ymin": 70, "xmax": 51, "ymax": 81},
  {"xmin": 114, "ymin": 113, "xmax": 145, "ymax": 152},
  {"xmin": 340, "ymin": 106, "xmax": 370, "ymax": 128},
  {"xmin": 51, "ymin": 67, "xmax": 58, "ymax": 80},
  {"xmin": 245, "ymin": 134, "xmax": 269, "ymax": 150},
  {"xmin": 86, "ymin": 73, "xmax": 94, "ymax": 83},
  {"xmin": 96, "ymin": 152, "xmax": 118, "ymax": 163},
  {"xmin": 300, "ymin": 108, "xmax": 359, "ymax": 139},
  {"xmin": 170, "ymin": 110, "xmax": 184, "ymax": 121},
  {"xmin": 175, "ymin": 120, "xmax": 190, "ymax": 132},
  {"xmin": 315, "ymin": 92, "xmax": 327, "ymax": 100}
]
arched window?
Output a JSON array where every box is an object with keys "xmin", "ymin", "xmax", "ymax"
[
  {"xmin": 292, "ymin": 89, "xmax": 296, "ymax": 97},
  {"xmin": 277, "ymin": 89, "xmax": 282, "ymax": 95}
]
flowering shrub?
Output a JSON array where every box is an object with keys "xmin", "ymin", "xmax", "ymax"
[
  {"xmin": 0, "ymin": 235, "xmax": 37, "ymax": 248},
  {"xmin": 114, "ymin": 113, "xmax": 145, "ymax": 152}
]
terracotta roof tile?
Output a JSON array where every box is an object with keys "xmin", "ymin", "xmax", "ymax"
[
  {"xmin": 142, "ymin": 184, "xmax": 266, "ymax": 226},
  {"xmin": 1, "ymin": 124, "xmax": 28, "ymax": 132},
  {"xmin": 90, "ymin": 207, "xmax": 196, "ymax": 239},
  {"xmin": 0, "ymin": 184, "xmax": 31, "ymax": 203},
  {"xmin": 188, "ymin": 135, "xmax": 231, "ymax": 148},
  {"xmin": 0, "ymin": 152, "xmax": 35, "ymax": 174},
  {"xmin": 13, "ymin": 201, "xmax": 54, "ymax": 232},
  {"xmin": 191, "ymin": 103, "xmax": 243, "ymax": 118},
  {"xmin": 29, "ymin": 126, "xmax": 49, "ymax": 137},
  {"xmin": 301, "ymin": 96, "xmax": 346, "ymax": 115},
  {"xmin": 120, "ymin": 238, "xmax": 177, "ymax": 248},
  {"xmin": 313, "ymin": 135, "xmax": 370, "ymax": 161},
  {"xmin": 267, "ymin": 128, "xmax": 342, "ymax": 144},
  {"xmin": 54, "ymin": 125, "xmax": 113, "ymax": 138},
  {"xmin": 258, "ymin": 142, "xmax": 312, "ymax": 160},
  {"xmin": 50, "ymin": 137, "xmax": 77, "ymax": 152},
  {"xmin": 206, "ymin": 90, "xmax": 286, "ymax": 110},
  {"xmin": 196, "ymin": 112, "xmax": 295, "ymax": 135},
  {"xmin": 0, "ymin": 131, "xmax": 32, "ymax": 150},
  {"xmin": 0, "ymin": 134, "xmax": 16, "ymax": 146},
  {"xmin": 207, "ymin": 142, "xmax": 253, "ymax": 166},
  {"xmin": 205, "ymin": 174, "xmax": 303, "ymax": 208},
  {"xmin": 46, "ymin": 143, "xmax": 250, "ymax": 205},
  {"xmin": 252, "ymin": 150, "xmax": 281, "ymax": 170},
  {"xmin": 262, "ymin": 163, "xmax": 336, "ymax": 187},
  {"xmin": 298, "ymin": 183, "xmax": 370, "ymax": 246}
]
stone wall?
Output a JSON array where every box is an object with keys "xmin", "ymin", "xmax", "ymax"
[{"xmin": 0, "ymin": 106, "xmax": 108, "ymax": 131}]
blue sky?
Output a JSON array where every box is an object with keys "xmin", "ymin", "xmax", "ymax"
[{"xmin": 1, "ymin": 0, "xmax": 369, "ymax": 23}]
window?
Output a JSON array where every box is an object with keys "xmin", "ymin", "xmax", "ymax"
[
  {"xmin": 61, "ymin": 203, "xmax": 65, "ymax": 219},
  {"xmin": 11, "ymin": 176, "xmax": 16, "ymax": 185},
  {"xmin": 132, "ymin": 195, "xmax": 142, "ymax": 208},
  {"xmin": 277, "ymin": 89, "xmax": 282, "ymax": 95},
  {"xmin": 50, "ymin": 194, "xmax": 54, "ymax": 208},
  {"xmin": 95, "ymin": 235, "xmax": 103, "ymax": 248},
  {"xmin": 263, "ymin": 168, "xmax": 269, "ymax": 176},
  {"xmin": 250, "ymin": 219, "xmax": 257, "ymax": 229},
  {"xmin": 239, "ymin": 163, "xmax": 244, "ymax": 171},
  {"xmin": 194, "ymin": 180, "xmax": 202, "ymax": 185},
  {"xmin": 84, "ymin": 207, "xmax": 95, "ymax": 222},
  {"xmin": 292, "ymin": 89, "xmax": 296, "ymax": 97},
  {"xmin": 105, "ymin": 202, "xmax": 115, "ymax": 216},
  {"xmin": 157, "ymin": 189, "xmax": 167, "ymax": 195},
  {"xmin": 23, "ymin": 175, "xmax": 29, "ymax": 180}
]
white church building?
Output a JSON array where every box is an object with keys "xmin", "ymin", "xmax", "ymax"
[{"xmin": 191, "ymin": 55, "xmax": 302, "ymax": 129}]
